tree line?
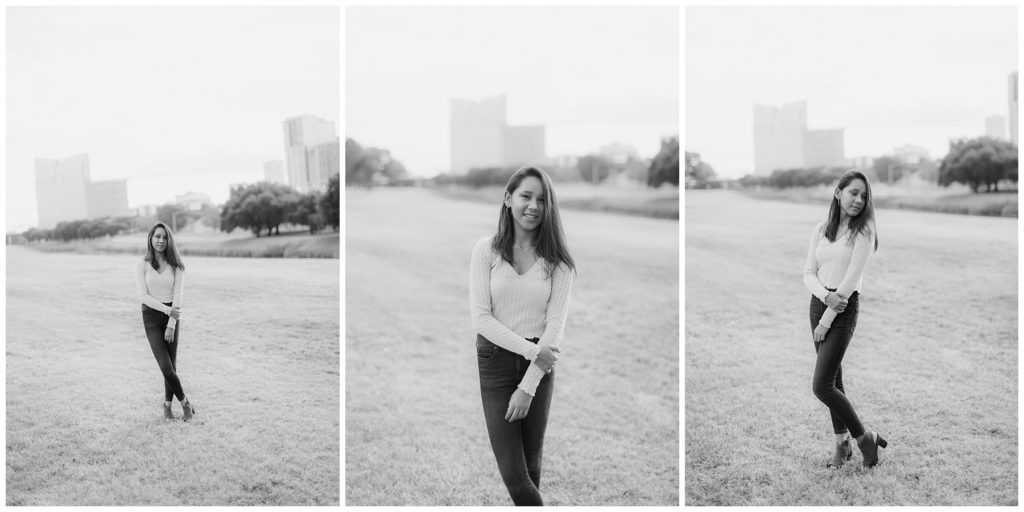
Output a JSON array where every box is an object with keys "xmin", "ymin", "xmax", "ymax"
[{"xmin": 22, "ymin": 176, "xmax": 340, "ymax": 242}]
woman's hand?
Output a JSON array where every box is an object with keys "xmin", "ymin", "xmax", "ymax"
[
  {"xmin": 505, "ymin": 389, "xmax": 534, "ymax": 422},
  {"xmin": 823, "ymin": 292, "xmax": 848, "ymax": 313},
  {"xmin": 169, "ymin": 307, "xmax": 182, "ymax": 319},
  {"xmin": 164, "ymin": 325, "xmax": 176, "ymax": 343},
  {"xmin": 534, "ymin": 345, "xmax": 559, "ymax": 371},
  {"xmin": 813, "ymin": 323, "xmax": 829, "ymax": 342}
]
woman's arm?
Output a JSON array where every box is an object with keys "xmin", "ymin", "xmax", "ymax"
[
  {"xmin": 135, "ymin": 259, "xmax": 173, "ymax": 315},
  {"xmin": 817, "ymin": 228, "xmax": 875, "ymax": 329},
  {"xmin": 517, "ymin": 262, "xmax": 574, "ymax": 396},
  {"xmin": 167, "ymin": 267, "xmax": 185, "ymax": 329},
  {"xmin": 802, "ymin": 222, "xmax": 831, "ymax": 301},
  {"xmin": 469, "ymin": 237, "xmax": 542, "ymax": 361}
]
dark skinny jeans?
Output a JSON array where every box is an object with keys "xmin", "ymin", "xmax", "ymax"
[
  {"xmin": 809, "ymin": 291, "xmax": 864, "ymax": 439},
  {"xmin": 477, "ymin": 334, "xmax": 554, "ymax": 506},
  {"xmin": 142, "ymin": 302, "xmax": 185, "ymax": 402}
]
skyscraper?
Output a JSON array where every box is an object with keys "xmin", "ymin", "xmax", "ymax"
[
  {"xmin": 753, "ymin": 101, "xmax": 846, "ymax": 175},
  {"xmin": 450, "ymin": 96, "xmax": 506, "ymax": 175},
  {"xmin": 986, "ymin": 116, "xmax": 1006, "ymax": 140},
  {"xmin": 753, "ymin": 102, "xmax": 806, "ymax": 175},
  {"xmin": 1009, "ymin": 72, "xmax": 1018, "ymax": 145},
  {"xmin": 35, "ymin": 154, "xmax": 90, "ymax": 229},
  {"xmin": 306, "ymin": 138, "xmax": 341, "ymax": 192},
  {"xmin": 449, "ymin": 95, "xmax": 547, "ymax": 175},
  {"xmin": 283, "ymin": 115, "xmax": 337, "ymax": 193}
]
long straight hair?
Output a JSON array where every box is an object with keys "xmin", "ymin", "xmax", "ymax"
[
  {"xmin": 144, "ymin": 222, "xmax": 186, "ymax": 272},
  {"xmin": 493, "ymin": 166, "xmax": 576, "ymax": 278},
  {"xmin": 825, "ymin": 169, "xmax": 879, "ymax": 251}
]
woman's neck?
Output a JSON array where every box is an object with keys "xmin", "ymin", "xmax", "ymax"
[{"xmin": 512, "ymin": 227, "xmax": 536, "ymax": 249}]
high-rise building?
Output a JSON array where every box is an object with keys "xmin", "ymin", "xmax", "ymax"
[
  {"xmin": 306, "ymin": 138, "xmax": 341, "ymax": 192},
  {"xmin": 1009, "ymin": 72, "xmax": 1018, "ymax": 144},
  {"xmin": 753, "ymin": 102, "xmax": 806, "ymax": 175},
  {"xmin": 804, "ymin": 129, "xmax": 846, "ymax": 168},
  {"xmin": 35, "ymin": 154, "xmax": 90, "ymax": 229},
  {"xmin": 986, "ymin": 115, "xmax": 1006, "ymax": 140},
  {"xmin": 283, "ymin": 115, "xmax": 337, "ymax": 193},
  {"xmin": 753, "ymin": 101, "xmax": 846, "ymax": 175},
  {"xmin": 87, "ymin": 180, "xmax": 131, "ymax": 219},
  {"xmin": 449, "ymin": 95, "xmax": 547, "ymax": 175},
  {"xmin": 264, "ymin": 160, "xmax": 286, "ymax": 185}
]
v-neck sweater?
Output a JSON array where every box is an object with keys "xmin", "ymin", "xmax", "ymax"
[
  {"xmin": 803, "ymin": 220, "xmax": 875, "ymax": 328},
  {"xmin": 135, "ymin": 258, "xmax": 184, "ymax": 328},
  {"xmin": 469, "ymin": 235, "xmax": 574, "ymax": 396}
]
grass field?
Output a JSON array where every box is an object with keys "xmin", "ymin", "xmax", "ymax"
[
  {"xmin": 685, "ymin": 190, "xmax": 1017, "ymax": 505},
  {"xmin": 431, "ymin": 182, "xmax": 680, "ymax": 219},
  {"xmin": 6, "ymin": 247, "xmax": 339, "ymax": 505},
  {"xmin": 345, "ymin": 188, "xmax": 679, "ymax": 506},
  {"xmin": 23, "ymin": 229, "xmax": 339, "ymax": 258}
]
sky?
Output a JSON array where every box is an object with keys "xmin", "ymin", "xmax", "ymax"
[
  {"xmin": 686, "ymin": 6, "xmax": 1018, "ymax": 179},
  {"xmin": 346, "ymin": 6, "xmax": 680, "ymax": 177},
  {"xmin": 6, "ymin": 7, "xmax": 339, "ymax": 231}
]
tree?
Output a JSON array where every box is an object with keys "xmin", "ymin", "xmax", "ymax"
[
  {"xmin": 221, "ymin": 182, "xmax": 296, "ymax": 237},
  {"xmin": 320, "ymin": 174, "xmax": 340, "ymax": 231},
  {"xmin": 346, "ymin": 138, "xmax": 408, "ymax": 187},
  {"xmin": 684, "ymin": 151, "xmax": 716, "ymax": 188},
  {"xmin": 157, "ymin": 203, "xmax": 194, "ymax": 232},
  {"xmin": 289, "ymin": 192, "xmax": 323, "ymax": 234},
  {"xmin": 872, "ymin": 156, "xmax": 909, "ymax": 185},
  {"xmin": 939, "ymin": 137, "xmax": 1018, "ymax": 193},
  {"xmin": 648, "ymin": 137, "xmax": 680, "ymax": 188}
]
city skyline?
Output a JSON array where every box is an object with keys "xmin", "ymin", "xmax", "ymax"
[
  {"xmin": 346, "ymin": 6, "xmax": 679, "ymax": 177},
  {"xmin": 687, "ymin": 6, "xmax": 1018, "ymax": 179},
  {"xmin": 6, "ymin": 7, "xmax": 339, "ymax": 231}
]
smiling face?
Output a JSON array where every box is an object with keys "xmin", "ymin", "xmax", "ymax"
[
  {"xmin": 504, "ymin": 175, "xmax": 545, "ymax": 234},
  {"xmin": 835, "ymin": 178, "xmax": 867, "ymax": 219},
  {"xmin": 151, "ymin": 226, "xmax": 168, "ymax": 255}
]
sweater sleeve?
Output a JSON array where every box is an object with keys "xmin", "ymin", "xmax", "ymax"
[
  {"xmin": 517, "ymin": 262, "xmax": 574, "ymax": 396},
  {"xmin": 818, "ymin": 229, "xmax": 874, "ymax": 328},
  {"xmin": 469, "ymin": 236, "xmax": 542, "ymax": 361},
  {"xmin": 167, "ymin": 267, "xmax": 185, "ymax": 329},
  {"xmin": 135, "ymin": 259, "xmax": 172, "ymax": 315},
  {"xmin": 802, "ymin": 222, "xmax": 831, "ymax": 301}
]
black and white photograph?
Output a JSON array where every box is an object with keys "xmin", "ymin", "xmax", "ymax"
[
  {"xmin": 685, "ymin": 6, "xmax": 1017, "ymax": 506},
  {"xmin": 6, "ymin": 7, "xmax": 340, "ymax": 505},
  {"xmin": 345, "ymin": 6, "xmax": 680, "ymax": 506}
]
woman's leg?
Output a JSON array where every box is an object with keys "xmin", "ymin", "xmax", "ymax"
[
  {"xmin": 811, "ymin": 316, "xmax": 864, "ymax": 439},
  {"xmin": 813, "ymin": 340, "xmax": 849, "ymax": 435},
  {"xmin": 146, "ymin": 326, "xmax": 185, "ymax": 402},
  {"xmin": 478, "ymin": 336, "xmax": 544, "ymax": 506},
  {"xmin": 521, "ymin": 368, "xmax": 554, "ymax": 490},
  {"xmin": 164, "ymin": 322, "xmax": 179, "ymax": 402}
]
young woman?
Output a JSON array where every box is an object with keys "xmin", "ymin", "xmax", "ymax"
[
  {"xmin": 469, "ymin": 166, "xmax": 576, "ymax": 505},
  {"xmin": 803, "ymin": 169, "xmax": 886, "ymax": 469},
  {"xmin": 134, "ymin": 222, "xmax": 196, "ymax": 422}
]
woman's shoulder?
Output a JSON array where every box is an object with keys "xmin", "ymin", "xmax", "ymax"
[
  {"xmin": 136, "ymin": 257, "xmax": 148, "ymax": 270},
  {"xmin": 811, "ymin": 220, "xmax": 826, "ymax": 236},
  {"xmin": 472, "ymin": 234, "xmax": 497, "ymax": 256}
]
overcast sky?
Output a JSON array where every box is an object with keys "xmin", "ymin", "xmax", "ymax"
[
  {"xmin": 6, "ymin": 6, "xmax": 339, "ymax": 231},
  {"xmin": 686, "ymin": 6, "xmax": 1018, "ymax": 178},
  {"xmin": 346, "ymin": 6, "xmax": 680, "ymax": 177}
]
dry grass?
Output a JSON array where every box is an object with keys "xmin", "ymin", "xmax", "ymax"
[
  {"xmin": 6, "ymin": 247, "xmax": 339, "ymax": 505},
  {"xmin": 742, "ymin": 184, "xmax": 1018, "ymax": 217},
  {"xmin": 685, "ymin": 190, "xmax": 1017, "ymax": 505},
  {"xmin": 24, "ymin": 230, "xmax": 339, "ymax": 258},
  {"xmin": 345, "ymin": 187, "xmax": 679, "ymax": 506}
]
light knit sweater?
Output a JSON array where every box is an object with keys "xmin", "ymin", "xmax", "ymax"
[
  {"xmin": 135, "ymin": 258, "xmax": 184, "ymax": 328},
  {"xmin": 803, "ymin": 221, "xmax": 875, "ymax": 328},
  {"xmin": 469, "ymin": 235, "xmax": 574, "ymax": 396}
]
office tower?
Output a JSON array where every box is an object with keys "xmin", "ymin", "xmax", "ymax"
[
  {"xmin": 87, "ymin": 180, "xmax": 131, "ymax": 219},
  {"xmin": 450, "ymin": 96, "xmax": 506, "ymax": 175},
  {"xmin": 986, "ymin": 116, "xmax": 1006, "ymax": 140},
  {"xmin": 35, "ymin": 154, "xmax": 90, "ymax": 229},
  {"xmin": 306, "ymin": 138, "xmax": 341, "ymax": 192},
  {"xmin": 264, "ymin": 160, "xmax": 286, "ymax": 185},
  {"xmin": 1010, "ymin": 72, "xmax": 1018, "ymax": 144},
  {"xmin": 753, "ymin": 101, "xmax": 806, "ymax": 175},
  {"xmin": 284, "ymin": 115, "xmax": 337, "ymax": 193},
  {"xmin": 804, "ymin": 129, "xmax": 846, "ymax": 168}
]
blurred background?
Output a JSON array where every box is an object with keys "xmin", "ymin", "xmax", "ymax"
[
  {"xmin": 685, "ymin": 6, "xmax": 1017, "ymax": 506},
  {"xmin": 6, "ymin": 7, "xmax": 339, "ymax": 505},
  {"xmin": 345, "ymin": 6, "xmax": 680, "ymax": 506}
]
